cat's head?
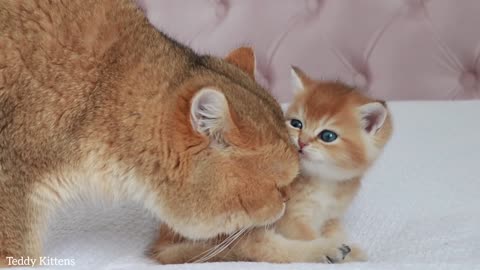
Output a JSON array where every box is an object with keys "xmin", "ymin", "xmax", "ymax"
[
  {"xmin": 285, "ymin": 67, "xmax": 393, "ymax": 181},
  {"xmin": 160, "ymin": 48, "xmax": 299, "ymax": 240}
]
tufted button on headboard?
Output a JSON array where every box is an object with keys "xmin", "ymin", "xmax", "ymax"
[{"xmin": 137, "ymin": 0, "xmax": 480, "ymax": 102}]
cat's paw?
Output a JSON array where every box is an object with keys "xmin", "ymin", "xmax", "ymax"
[
  {"xmin": 325, "ymin": 244, "xmax": 367, "ymax": 264},
  {"xmin": 149, "ymin": 245, "xmax": 187, "ymax": 265},
  {"xmin": 150, "ymin": 250, "xmax": 186, "ymax": 265}
]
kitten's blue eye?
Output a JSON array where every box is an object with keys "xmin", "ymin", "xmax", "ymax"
[
  {"xmin": 290, "ymin": 119, "xmax": 303, "ymax": 129},
  {"xmin": 318, "ymin": 130, "xmax": 338, "ymax": 143}
]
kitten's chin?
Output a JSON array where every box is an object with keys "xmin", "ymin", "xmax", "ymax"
[{"xmin": 300, "ymin": 159, "xmax": 359, "ymax": 182}]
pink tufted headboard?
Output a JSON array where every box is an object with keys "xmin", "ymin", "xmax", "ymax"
[{"xmin": 137, "ymin": 0, "xmax": 480, "ymax": 102}]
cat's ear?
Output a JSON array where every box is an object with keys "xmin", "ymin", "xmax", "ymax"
[
  {"xmin": 358, "ymin": 102, "xmax": 388, "ymax": 135},
  {"xmin": 290, "ymin": 66, "xmax": 312, "ymax": 93},
  {"xmin": 225, "ymin": 47, "xmax": 255, "ymax": 79},
  {"xmin": 190, "ymin": 88, "xmax": 230, "ymax": 138}
]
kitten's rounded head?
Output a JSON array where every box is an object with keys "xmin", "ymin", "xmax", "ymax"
[
  {"xmin": 159, "ymin": 48, "xmax": 299, "ymax": 240},
  {"xmin": 285, "ymin": 67, "xmax": 393, "ymax": 181}
]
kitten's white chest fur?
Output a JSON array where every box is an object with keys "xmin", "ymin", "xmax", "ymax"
[
  {"xmin": 310, "ymin": 182, "xmax": 340, "ymax": 229},
  {"xmin": 284, "ymin": 176, "xmax": 357, "ymax": 235}
]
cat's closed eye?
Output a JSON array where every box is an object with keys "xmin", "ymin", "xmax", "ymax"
[
  {"xmin": 318, "ymin": 130, "xmax": 338, "ymax": 143},
  {"xmin": 289, "ymin": 119, "xmax": 303, "ymax": 129}
]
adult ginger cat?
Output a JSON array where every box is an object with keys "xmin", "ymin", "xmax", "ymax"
[
  {"xmin": 0, "ymin": 0, "xmax": 299, "ymax": 264},
  {"xmin": 150, "ymin": 67, "xmax": 393, "ymax": 264}
]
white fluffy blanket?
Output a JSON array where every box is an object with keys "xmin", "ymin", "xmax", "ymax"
[{"xmin": 22, "ymin": 101, "xmax": 480, "ymax": 269}]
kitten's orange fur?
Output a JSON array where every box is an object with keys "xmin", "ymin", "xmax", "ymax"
[
  {"xmin": 150, "ymin": 67, "xmax": 393, "ymax": 264},
  {"xmin": 0, "ymin": 0, "xmax": 298, "ymax": 262}
]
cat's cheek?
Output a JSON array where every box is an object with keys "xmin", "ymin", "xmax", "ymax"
[
  {"xmin": 290, "ymin": 137, "xmax": 299, "ymax": 149},
  {"xmin": 287, "ymin": 133, "xmax": 299, "ymax": 148}
]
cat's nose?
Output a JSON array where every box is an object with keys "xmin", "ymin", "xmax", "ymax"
[{"xmin": 277, "ymin": 186, "xmax": 291, "ymax": 202}]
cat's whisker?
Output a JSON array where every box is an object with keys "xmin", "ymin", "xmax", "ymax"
[
  {"xmin": 188, "ymin": 235, "xmax": 232, "ymax": 263},
  {"xmin": 189, "ymin": 230, "xmax": 239, "ymax": 263},
  {"xmin": 264, "ymin": 222, "xmax": 274, "ymax": 232},
  {"xmin": 199, "ymin": 228, "xmax": 246, "ymax": 262},
  {"xmin": 192, "ymin": 227, "xmax": 248, "ymax": 263},
  {"xmin": 211, "ymin": 227, "xmax": 249, "ymax": 260},
  {"xmin": 222, "ymin": 227, "xmax": 253, "ymax": 259},
  {"xmin": 193, "ymin": 237, "xmax": 235, "ymax": 263},
  {"xmin": 187, "ymin": 242, "xmax": 222, "ymax": 263}
]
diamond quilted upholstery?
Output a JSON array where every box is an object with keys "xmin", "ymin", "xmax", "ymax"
[{"xmin": 137, "ymin": 0, "xmax": 480, "ymax": 102}]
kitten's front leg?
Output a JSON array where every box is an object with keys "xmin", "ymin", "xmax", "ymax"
[
  {"xmin": 275, "ymin": 217, "xmax": 318, "ymax": 240},
  {"xmin": 151, "ymin": 228, "xmax": 354, "ymax": 264},
  {"xmin": 321, "ymin": 219, "xmax": 367, "ymax": 262},
  {"xmin": 233, "ymin": 229, "xmax": 352, "ymax": 263},
  {"xmin": 275, "ymin": 212, "xmax": 367, "ymax": 262}
]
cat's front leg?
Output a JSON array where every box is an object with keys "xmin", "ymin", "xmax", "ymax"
[
  {"xmin": 149, "ymin": 224, "xmax": 218, "ymax": 264},
  {"xmin": 150, "ymin": 240, "xmax": 215, "ymax": 264},
  {"xmin": 150, "ymin": 223, "xmax": 242, "ymax": 264},
  {"xmin": 0, "ymin": 258, "xmax": 8, "ymax": 267},
  {"xmin": 0, "ymin": 176, "xmax": 53, "ymax": 264}
]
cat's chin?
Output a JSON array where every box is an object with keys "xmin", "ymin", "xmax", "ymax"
[{"xmin": 300, "ymin": 159, "xmax": 358, "ymax": 182}]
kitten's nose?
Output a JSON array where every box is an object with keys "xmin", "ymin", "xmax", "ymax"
[{"xmin": 298, "ymin": 140, "xmax": 308, "ymax": 150}]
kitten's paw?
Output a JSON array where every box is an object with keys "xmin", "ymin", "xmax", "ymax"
[
  {"xmin": 325, "ymin": 244, "xmax": 367, "ymax": 264},
  {"xmin": 324, "ymin": 244, "xmax": 351, "ymax": 264},
  {"xmin": 343, "ymin": 244, "xmax": 368, "ymax": 262}
]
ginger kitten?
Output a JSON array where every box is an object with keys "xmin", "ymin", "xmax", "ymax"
[
  {"xmin": 274, "ymin": 66, "xmax": 393, "ymax": 260},
  {"xmin": 150, "ymin": 67, "xmax": 393, "ymax": 264},
  {"xmin": 0, "ymin": 0, "xmax": 298, "ymax": 264}
]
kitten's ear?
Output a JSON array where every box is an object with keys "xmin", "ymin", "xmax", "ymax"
[
  {"xmin": 290, "ymin": 66, "xmax": 312, "ymax": 93},
  {"xmin": 190, "ymin": 88, "xmax": 230, "ymax": 138},
  {"xmin": 225, "ymin": 47, "xmax": 255, "ymax": 79},
  {"xmin": 358, "ymin": 102, "xmax": 388, "ymax": 135}
]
